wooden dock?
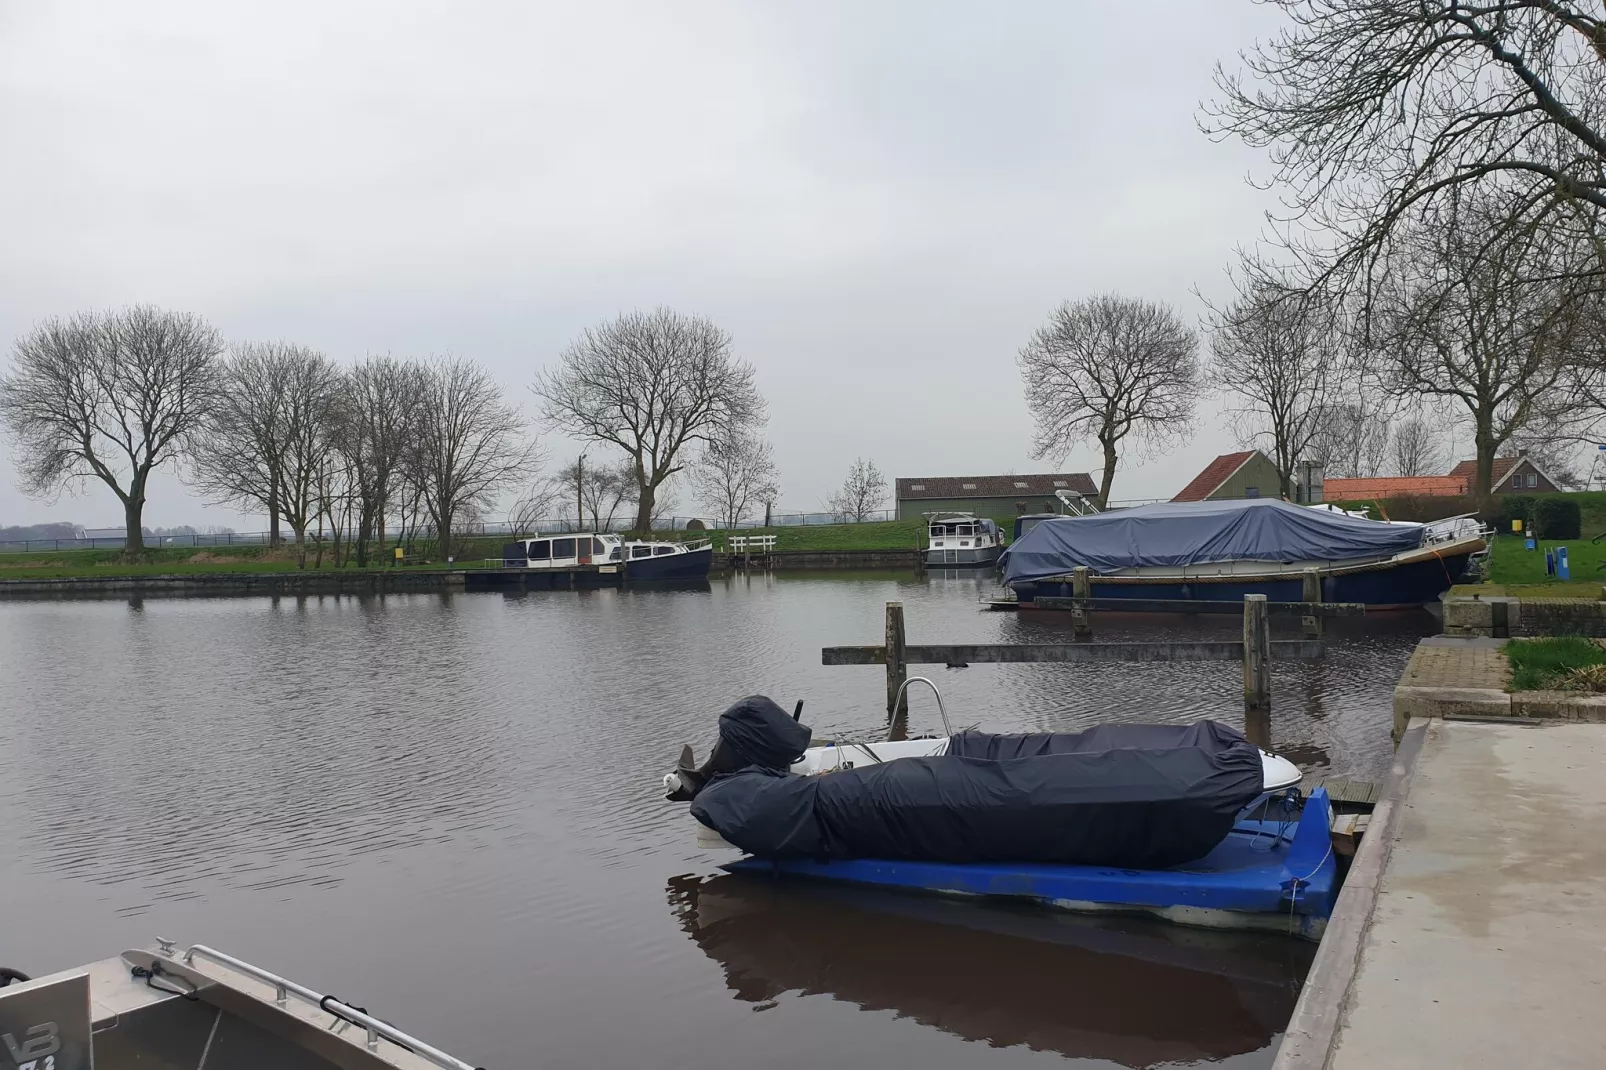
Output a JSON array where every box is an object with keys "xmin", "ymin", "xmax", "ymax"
[{"xmin": 824, "ymin": 597, "xmax": 1318, "ymax": 721}]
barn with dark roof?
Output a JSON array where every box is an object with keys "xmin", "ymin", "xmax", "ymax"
[{"xmin": 894, "ymin": 472, "xmax": 1098, "ymax": 520}]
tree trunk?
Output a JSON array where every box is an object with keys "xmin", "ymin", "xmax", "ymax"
[
  {"xmin": 122, "ymin": 493, "xmax": 146, "ymax": 558},
  {"xmin": 1096, "ymin": 439, "xmax": 1118, "ymax": 509},
  {"xmin": 438, "ymin": 503, "xmax": 453, "ymax": 562},
  {"xmin": 293, "ymin": 525, "xmax": 308, "ymax": 569},
  {"xmin": 1474, "ymin": 417, "xmax": 1498, "ymax": 513},
  {"xmin": 269, "ymin": 473, "xmax": 282, "ymax": 549},
  {"xmin": 355, "ymin": 507, "xmax": 371, "ymax": 568},
  {"xmin": 633, "ymin": 483, "xmax": 655, "ymax": 535}
]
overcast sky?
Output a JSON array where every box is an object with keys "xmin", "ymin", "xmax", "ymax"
[{"xmin": 0, "ymin": 0, "xmax": 1386, "ymax": 531}]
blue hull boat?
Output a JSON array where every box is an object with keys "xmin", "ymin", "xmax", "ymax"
[
  {"xmin": 728, "ymin": 789, "xmax": 1337, "ymax": 940},
  {"xmin": 1000, "ymin": 499, "xmax": 1486, "ymax": 610},
  {"xmin": 1014, "ymin": 550, "xmax": 1477, "ymax": 610}
]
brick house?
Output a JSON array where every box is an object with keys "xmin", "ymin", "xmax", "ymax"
[{"xmin": 1445, "ymin": 455, "xmax": 1563, "ymax": 495}]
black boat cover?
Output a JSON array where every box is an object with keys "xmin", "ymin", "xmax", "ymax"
[
  {"xmin": 999, "ymin": 498, "xmax": 1424, "ymax": 583},
  {"xmin": 690, "ymin": 720, "xmax": 1265, "ymax": 869},
  {"xmin": 715, "ymin": 695, "xmax": 812, "ymax": 772}
]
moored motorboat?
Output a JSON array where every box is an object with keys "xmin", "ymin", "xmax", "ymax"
[
  {"xmin": 999, "ymin": 498, "xmax": 1487, "ymax": 609},
  {"xmin": 922, "ymin": 513, "xmax": 1004, "ymax": 568},
  {"xmin": 661, "ymin": 692, "xmax": 1332, "ymax": 938},
  {"xmin": 498, "ymin": 532, "xmax": 713, "ymax": 582}
]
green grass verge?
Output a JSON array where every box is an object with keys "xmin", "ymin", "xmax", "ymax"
[
  {"xmin": 1450, "ymin": 535, "xmax": 1606, "ymax": 600},
  {"xmin": 1506, "ymin": 636, "xmax": 1606, "ymax": 692}
]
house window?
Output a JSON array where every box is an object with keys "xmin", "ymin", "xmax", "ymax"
[
  {"xmin": 961, "ymin": 483, "xmax": 977, "ymax": 490},
  {"xmin": 1014, "ymin": 481, "xmax": 1028, "ymax": 489},
  {"xmin": 1528, "ymin": 472, "xmax": 1539, "ymax": 488},
  {"xmin": 1052, "ymin": 480, "xmax": 1067, "ymax": 488},
  {"xmin": 1244, "ymin": 487, "xmax": 1261, "ymax": 498},
  {"xmin": 909, "ymin": 484, "xmax": 925, "ymax": 492}
]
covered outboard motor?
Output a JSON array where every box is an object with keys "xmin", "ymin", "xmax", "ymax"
[{"xmin": 666, "ymin": 695, "xmax": 811, "ymax": 801}]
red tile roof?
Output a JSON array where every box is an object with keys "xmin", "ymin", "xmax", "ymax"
[
  {"xmin": 1324, "ymin": 476, "xmax": 1468, "ymax": 500},
  {"xmin": 1172, "ymin": 451, "xmax": 1257, "ymax": 502},
  {"xmin": 1447, "ymin": 457, "xmax": 1520, "ymax": 488},
  {"xmin": 895, "ymin": 472, "xmax": 1098, "ymax": 500}
]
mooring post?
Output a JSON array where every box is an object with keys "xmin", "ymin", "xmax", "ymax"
[
  {"xmin": 1301, "ymin": 568, "xmax": 1322, "ymax": 638},
  {"xmin": 1072, "ymin": 566, "xmax": 1092, "ymax": 639},
  {"xmin": 1243, "ymin": 594, "xmax": 1270, "ymax": 712},
  {"xmin": 886, "ymin": 601, "xmax": 908, "ymax": 722}
]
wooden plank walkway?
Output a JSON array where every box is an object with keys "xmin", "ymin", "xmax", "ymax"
[{"xmin": 1300, "ymin": 774, "xmax": 1380, "ymax": 807}]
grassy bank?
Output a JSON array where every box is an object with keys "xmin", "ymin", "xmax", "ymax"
[
  {"xmin": 1451, "ymin": 535, "xmax": 1606, "ymax": 599},
  {"xmin": 0, "ymin": 518, "xmax": 943, "ymax": 579},
  {"xmin": 1506, "ymin": 636, "xmax": 1606, "ymax": 691}
]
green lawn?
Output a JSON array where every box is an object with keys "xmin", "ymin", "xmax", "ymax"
[
  {"xmin": 1451, "ymin": 536, "xmax": 1606, "ymax": 599},
  {"xmin": 0, "ymin": 519, "xmax": 948, "ymax": 578},
  {"xmin": 1506, "ymin": 636, "xmax": 1606, "ymax": 691}
]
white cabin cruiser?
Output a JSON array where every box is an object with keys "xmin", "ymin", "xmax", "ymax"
[
  {"xmin": 499, "ymin": 533, "xmax": 712, "ymax": 581},
  {"xmin": 924, "ymin": 513, "xmax": 1004, "ymax": 568}
]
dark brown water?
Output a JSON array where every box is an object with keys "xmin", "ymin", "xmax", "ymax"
[{"xmin": 0, "ymin": 572, "xmax": 1430, "ymax": 1067}]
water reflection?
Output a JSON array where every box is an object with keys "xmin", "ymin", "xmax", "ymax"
[{"xmin": 669, "ymin": 873, "xmax": 1311, "ymax": 1067}]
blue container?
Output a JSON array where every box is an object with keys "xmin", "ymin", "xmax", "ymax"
[{"xmin": 1559, "ymin": 546, "xmax": 1571, "ymax": 580}]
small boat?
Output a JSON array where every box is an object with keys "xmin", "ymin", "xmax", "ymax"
[
  {"xmin": 922, "ymin": 513, "xmax": 1004, "ymax": 568},
  {"xmin": 661, "ymin": 687, "xmax": 1333, "ymax": 938},
  {"xmin": 0, "ymin": 940, "xmax": 478, "ymax": 1069},
  {"xmin": 1000, "ymin": 498, "xmax": 1487, "ymax": 609},
  {"xmin": 499, "ymin": 533, "xmax": 713, "ymax": 581}
]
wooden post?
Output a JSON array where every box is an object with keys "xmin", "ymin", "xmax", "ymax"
[
  {"xmin": 1301, "ymin": 568, "xmax": 1322, "ymax": 638},
  {"xmin": 1072, "ymin": 566, "xmax": 1092, "ymax": 639},
  {"xmin": 886, "ymin": 601, "xmax": 908, "ymax": 722},
  {"xmin": 1243, "ymin": 594, "xmax": 1270, "ymax": 712}
]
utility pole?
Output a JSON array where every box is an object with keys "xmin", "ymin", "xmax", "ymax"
[{"xmin": 576, "ymin": 453, "xmax": 587, "ymax": 533}]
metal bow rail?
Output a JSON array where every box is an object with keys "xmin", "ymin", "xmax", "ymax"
[{"xmin": 174, "ymin": 943, "xmax": 479, "ymax": 1070}]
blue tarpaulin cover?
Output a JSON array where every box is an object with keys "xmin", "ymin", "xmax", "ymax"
[{"xmin": 1000, "ymin": 499, "xmax": 1423, "ymax": 582}]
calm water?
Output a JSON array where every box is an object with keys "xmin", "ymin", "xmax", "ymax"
[{"xmin": 0, "ymin": 573, "xmax": 1431, "ymax": 1068}]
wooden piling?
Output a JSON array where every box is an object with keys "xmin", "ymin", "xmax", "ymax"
[
  {"xmin": 1243, "ymin": 594, "xmax": 1271, "ymax": 711},
  {"xmin": 1302, "ymin": 568, "xmax": 1323, "ymax": 638},
  {"xmin": 1072, "ymin": 566, "xmax": 1092, "ymax": 639},
  {"xmin": 885, "ymin": 601, "xmax": 908, "ymax": 722}
]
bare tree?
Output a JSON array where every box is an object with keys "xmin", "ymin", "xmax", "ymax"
[
  {"xmin": 1203, "ymin": 1, "xmax": 1606, "ymax": 296},
  {"xmin": 1371, "ymin": 193, "xmax": 1597, "ymax": 505},
  {"xmin": 327, "ymin": 357, "xmax": 424, "ymax": 567},
  {"xmin": 0, "ymin": 306, "xmax": 221, "ymax": 557},
  {"xmin": 405, "ymin": 358, "xmax": 533, "ymax": 561},
  {"xmin": 192, "ymin": 344, "xmax": 340, "ymax": 567},
  {"xmin": 535, "ymin": 307, "xmax": 765, "ymax": 533},
  {"xmin": 827, "ymin": 457, "xmax": 886, "ymax": 522},
  {"xmin": 1309, "ymin": 396, "xmax": 1392, "ymax": 479},
  {"xmin": 1206, "ymin": 273, "xmax": 1346, "ymax": 489},
  {"xmin": 1017, "ymin": 294, "xmax": 1200, "ymax": 507},
  {"xmin": 1390, "ymin": 415, "xmax": 1447, "ymax": 477},
  {"xmin": 547, "ymin": 456, "xmax": 636, "ymax": 531},
  {"xmin": 692, "ymin": 429, "xmax": 780, "ymax": 530}
]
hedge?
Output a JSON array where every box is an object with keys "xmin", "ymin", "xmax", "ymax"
[{"xmin": 1533, "ymin": 496, "xmax": 1582, "ymax": 540}]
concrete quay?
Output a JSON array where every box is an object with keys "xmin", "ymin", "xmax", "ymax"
[{"xmin": 1277, "ymin": 718, "xmax": 1606, "ymax": 1069}]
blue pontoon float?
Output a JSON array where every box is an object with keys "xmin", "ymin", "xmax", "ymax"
[{"xmin": 726, "ymin": 788, "xmax": 1337, "ymax": 941}]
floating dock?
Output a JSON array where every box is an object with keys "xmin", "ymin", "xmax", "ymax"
[{"xmin": 1275, "ymin": 717, "xmax": 1606, "ymax": 1068}]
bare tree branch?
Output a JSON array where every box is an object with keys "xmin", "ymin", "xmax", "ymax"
[
  {"xmin": 403, "ymin": 358, "xmax": 534, "ymax": 561},
  {"xmin": 534, "ymin": 307, "xmax": 765, "ymax": 533},
  {"xmin": 1017, "ymin": 294, "xmax": 1200, "ymax": 507},
  {"xmin": 0, "ymin": 306, "xmax": 222, "ymax": 556},
  {"xmin": 691, "ymin": 428, "xmax": 780, "ymax": 530},
  {"xmin": 827, "ymin": 458, "xmax": 886, "ymax": 523}
]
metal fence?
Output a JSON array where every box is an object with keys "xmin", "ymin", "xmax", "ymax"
[{"xmin": 0, "ymin": 509, "xmax": 906, "ymax": 553}]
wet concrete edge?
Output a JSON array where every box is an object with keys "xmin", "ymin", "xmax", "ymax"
[{"xmin": 1271, "ymin": 716, "xmax": 1430, "ymax": 1070}]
